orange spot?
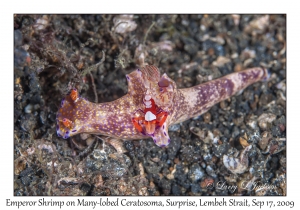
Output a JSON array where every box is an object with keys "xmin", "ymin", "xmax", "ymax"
[
  {"xmin": 70, "ymin": 89, "xmax": 78, "ymax": 101},
  {"xmin": 62, "ymin": 118, "xmax": 73, "ymax": 128}
]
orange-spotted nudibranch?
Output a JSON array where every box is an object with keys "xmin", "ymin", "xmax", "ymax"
[{"xmin": 56, "ymin": 65, "xmax": 269, "ymax": 147}]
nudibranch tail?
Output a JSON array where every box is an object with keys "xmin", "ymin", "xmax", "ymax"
[{"xmin": 172, "ymin": 67, "xmax": 269, "ymax": 124}]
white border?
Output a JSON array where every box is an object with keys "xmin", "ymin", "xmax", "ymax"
[{"xmin": 1, "ymin": 0, "xmax": 297, "ymax": 209}]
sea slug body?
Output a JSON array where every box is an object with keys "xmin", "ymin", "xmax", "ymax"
[{"xmin": 57, "ymin": 65, "xmax": 269, "ymax": 147}]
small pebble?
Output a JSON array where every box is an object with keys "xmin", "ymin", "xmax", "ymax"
[
  {"xmin": 24, "ymin": 104, "xmax": 33, "ymax": 114},
  {"xmin": 188, "ymin": 163, "xmax": 205, "ymax": 182},
  {"xmin": 234, "ymin": 63, "xmax": 243, "ymax": 72},
  {"xmin": 239, "ymin": 133, "xmax": 250, "ymax": 148},
  {"xmin": 258, "ymin": 113, "xmax": 277, "ymax": 130},
  {"xmin": 203, "ymin": 112, "xmax": 211, "ymax": 123}
]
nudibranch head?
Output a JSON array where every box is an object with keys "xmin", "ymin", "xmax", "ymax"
[{"xmin": 56, "ymin": 89, "xmax": 85, "ymax": 139}]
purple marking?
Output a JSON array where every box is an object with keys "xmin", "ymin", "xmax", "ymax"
[
  {"xmin": 126, "ymin": 75, "xmax": 130, "ymax": 80},
  {"xmin": 163, "ymin": 125, "xmax": 165, "ymax": 129},
  {"xmin": 168, "ymin": 139, "xmax": 171, "ymax": 144},
  {"xmin": 64, "ymin": 134, "xmax": 68, "ymax": 139},
  {"xmin": 72, "ymin": 130, "xmax": 77, "ymax": 132},
  {"xmin": 160, "ymin": 144, "xmax": 166, "ymax": 147},
  {"xmin": 66, "ymin": 131, "xmax": 69, "ymax": 135},
  {"xmin": 61, "ymin": 99, "xmax": 65, "ymax": 106},
  {"xmin": 56, "ymin": 125, "xmax": 59, "ymax": 130},
  {"xmin": 153, "ymin": 139, "xmax": 157, "ymax": 143},
  {"xmin": 57, "ymin": 133, "xmax": 61, "ymax": 137},
  {"xmin": 137, "ymin": 68, "xmax": 140, "ymax": 71},
  {"xmin": 164, "ymin": 132, "xmax": 167, "ymax": 136}
]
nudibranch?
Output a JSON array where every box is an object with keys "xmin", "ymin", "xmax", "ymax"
[{"xmin": 56, "ymin": 65, "xmax": 269, "ymax": 147}]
